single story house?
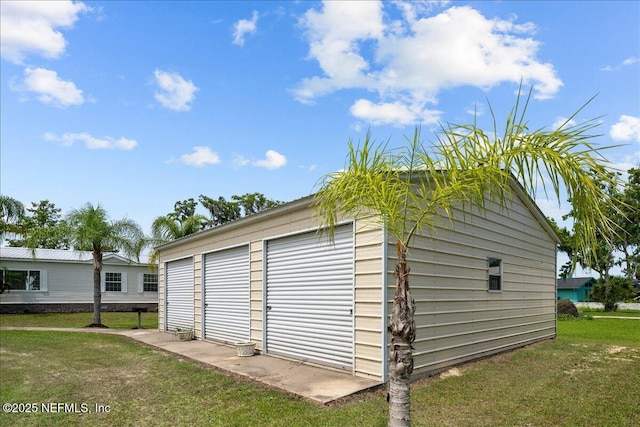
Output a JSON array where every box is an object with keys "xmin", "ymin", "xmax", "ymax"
[
  {"xmin": 156, "ymin": 179, "xmax": 558, "ymax": 382},
  {"xmin": 0, "ymin": 247, "xmax": 158, "ymax": 314},
  {"xmin": 556, "ymin": 277, "xmax": 596, "ymax": 302}
]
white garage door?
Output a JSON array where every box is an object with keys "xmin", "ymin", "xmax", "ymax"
[
  {"xmin": 203, "ymin": 246, "xmax": 250, "ymax": 344},
  {"xmin": 266, "ymin": 224, "xmax": 354, "ymax": 370},
  {"xmin": 165, "ymin": 257, "xmax": 194, "ymax": 332}
]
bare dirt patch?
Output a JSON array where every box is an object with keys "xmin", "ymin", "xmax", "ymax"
[{"xmin": 440, "ymin": 367, "xmax": 463, "ymax": 379}]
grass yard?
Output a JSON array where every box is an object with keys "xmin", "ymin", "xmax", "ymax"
[
  {"xmin": 0, "ymin": 312, "xmax": 158, "ymax": 330},
  {"xmin": 0, "ymin": 316, "xmax": 639, "ymax": 426}
]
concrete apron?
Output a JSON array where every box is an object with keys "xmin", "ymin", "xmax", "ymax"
[{"xmin": 2, "ymin": 327, "xmax": 381, "ymax": 405}]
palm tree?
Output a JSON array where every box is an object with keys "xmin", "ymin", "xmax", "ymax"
[
  {"xmin": 314, "ymin": 90, "xmax": 622, "ymax": 426},
  {"xmin": 65, "ymin": 203, "xmax": 145, "ymax": 327},
  {"xmin": 0, "ymin": 195, "xmax": 25, "ymax": 241},
  {"xmin": 148, "ymin": 213, "xmax": 208, "ymax": 265}
]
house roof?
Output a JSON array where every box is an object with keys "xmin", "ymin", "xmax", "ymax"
[
  {"xmin": 0, "ymin": 247, "xmax": 149, "ymax": 265},
  {"xmin": 557, "ymin": 277, "xmax": 596, "ymax": 290}
]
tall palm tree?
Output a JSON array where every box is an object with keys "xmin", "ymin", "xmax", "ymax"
[
  {"xmin": 66, "ymin": 203, "xmax": 145, "ymax": 327},
  {"xmin": 314, "ymin": 90, "xmax": 622, "ymax": 426}
]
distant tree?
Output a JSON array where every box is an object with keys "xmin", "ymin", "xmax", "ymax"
[
  {"xmin": 171, "ymin": 198, "xmax": 198, "ymax": 223},
  {"xmin": 9, "ymin": 200, "xmax": 70, "ymax": 249},
  {"xmin": 547, "ymin": 218, "xmax": 575, "ymax": 278},
  {"xmin": 63, "ymin": 203, "xmax": 145, "ymax": 327},
  {"xmin": 0, "ymin": 195, "xmax": 24, "ymax": 240},
  {"xmin": 198, "ymin": 193, "xmax": 281, "ymax": 227},
  {"xmin": 614, "ymin": 168, "xmax": 640, "ymax": 281},
  {"xmin": 232, "ymin": 192, "xmax": 282, "ymax": 216},
  {"xmin": 563, "ymin": 167, "xmax": 621, "ymax": 282},
  {"xmin": 590, "ymin": 276, "xmax": 636, "ymax": 311},
  {"xmin": 199, "ymin": 195, "xmax": 241, "ymax": 226}
]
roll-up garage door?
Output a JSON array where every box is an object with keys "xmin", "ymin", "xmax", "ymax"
[
  {"xmin": 165, "ymin": 257, "xmax": 194, "ymax": 332},
  {"xmin": 266, "ymin": 224, "xmax": 354, "ymax": 370},
  {"xmin": 203, "ymin": 245, "xmax": 250, "ymax": 344}
]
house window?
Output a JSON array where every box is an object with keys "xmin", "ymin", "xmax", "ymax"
[
  {"xmin": 488, "ymin": 258, "xmax": 502, "ymax": 291},
  {"xmin": 1, "ymin": 269, "xmax": 41, "ymax": 291},
  {"xmin": 104, "ymin": 272, "xmax": 122, "ymax": 292},
  {"xmin": 143, "ymin": 273, "xmax": 158, "ymax": 292}
]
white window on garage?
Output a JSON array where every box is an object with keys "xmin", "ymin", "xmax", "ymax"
[{"xmin": 488, "ymin": 257, "xmax": 503, "ymax": 292}]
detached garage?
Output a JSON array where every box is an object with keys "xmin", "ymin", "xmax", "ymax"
[{"xmin": 156, "ymin": 180, "xmax": 558, "ymax": 382}]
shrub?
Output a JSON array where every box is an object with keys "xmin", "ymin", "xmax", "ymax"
[
  {"xmin": 589, "ymin": 276, "xmax": 636, "ymax": 312},
  {"xmin": 557, "ymin": 299, "xmax": 579, "ymax": 317}
]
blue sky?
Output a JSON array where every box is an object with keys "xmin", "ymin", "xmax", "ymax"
[{"xmin": 1, "ymin": 1, "xmax": 639, "ymax": 273}]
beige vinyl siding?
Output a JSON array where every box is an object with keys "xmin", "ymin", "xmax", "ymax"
[
  {"xmin": 157, "ymin": 198, "xmax": 387, "ymax": 379},
  {"xmin": 353, "ymin": 219, "xmax": 385, "ymax": 379},
  {"xmin": 387, "ymin": 192, "xmax": 557, "ymax": 378}
]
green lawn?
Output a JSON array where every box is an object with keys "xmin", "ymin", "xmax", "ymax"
[
  {"xmin": 0, "ymin": 315, "xmax": 638, "ymax": 426},
  {"xmin": 0, "ymin": 312, "xmax": 158, "ymax": 329}
]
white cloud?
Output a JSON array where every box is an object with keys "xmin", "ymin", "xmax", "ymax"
[
  {"xmin": 232, "ymin": 10, "xmax": 258, "ymax": 47},
  {"xmin": 601, "ymin": 56, "xmax": 640, "ymax": 71},
  {"xmin": 44, "ymin": 132, "xmax": 137, "ymax": 150},
  {"xmin": 252, "ymin": 150, "xmax": 288, "ymax": 170},
  {"xmin": 552, "ymin": 116, "xmax": 577, "ymax": 131},
  {"xmin": 610, "ymin": 115, "xmax": 640, "ymax": 142},
  {"xmin": 350, "ymin": 98, "xmax": 441, "ymax": 126},
  {"xmin": 622, "ymin": 56, "xmax": 640, "ymax": 66},
  {"xmin": 153, "ymin": 70, "xmax": 199, "ymax": 111},
  {"xmin": 180, "ymin": 146, "xmax": 221, "ymax": 167},
  {"xmin": 0, "ymin": 0, "xmax": 89, "ymax": 64},
  {"xmin": 16, "ymin": 67, "xmax": 84, "ymax": 107},
  {"xmin": 295, "ymin": 2, "xmax": 563, "ymax": 126},
  {"xmin": 233, "ymin": 154, "xmax": 251, "ymax": 167}
]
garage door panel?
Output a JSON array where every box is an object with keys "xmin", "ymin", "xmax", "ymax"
[
  {"xmin": 165, "ymin": 257, "xmax": 194, "ymax": 332},
  {"xmin": 266, "ymin": 224, "xmax": 354, "ymax": 370},
  {"xmin": 204, "ymin": 245, "xmax": 250, "ymax": 344}
]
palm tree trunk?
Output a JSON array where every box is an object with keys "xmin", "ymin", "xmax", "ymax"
[
  {"xmin": 92, "ymin": 252, "xmax": 103, "ymax": 326},
  {"xmin": 388, "ymin": 242, "xmax": 415, "ymax": 427}
]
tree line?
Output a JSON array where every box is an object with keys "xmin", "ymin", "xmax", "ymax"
[
  {"xmin": 549, "ymin": 167, "xmax": 640, "ymax": 310},
  {"xmin": 0, "ymin": 192, "xmax": 282, "ymax": 250},
  {"xmin": 0, "ymin": 192, "xmax": 281, "ymax": 327}
]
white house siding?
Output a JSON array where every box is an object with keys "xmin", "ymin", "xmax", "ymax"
[
  {"xmin": 388, "ymin": 191, "xmax": 557, "ymax": 378},
  {"xmin": 0, "ymin": 258, "xmax": 157, "ymax": 308}
]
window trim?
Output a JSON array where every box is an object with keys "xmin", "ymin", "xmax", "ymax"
[
  {"xmin": 139, "ymin": 273, "xmax": 158, "ymax": 293},
  {"xmin": 101, "ymin": 271, "xmax": 127, "ymax": 293},
  {"xmin": 487, "ymin": 257, "xmax": 503, "ymax": 292},
  {"xmin": 0, "ymin": 268, "xmax": 48, "ymax": 292}
]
